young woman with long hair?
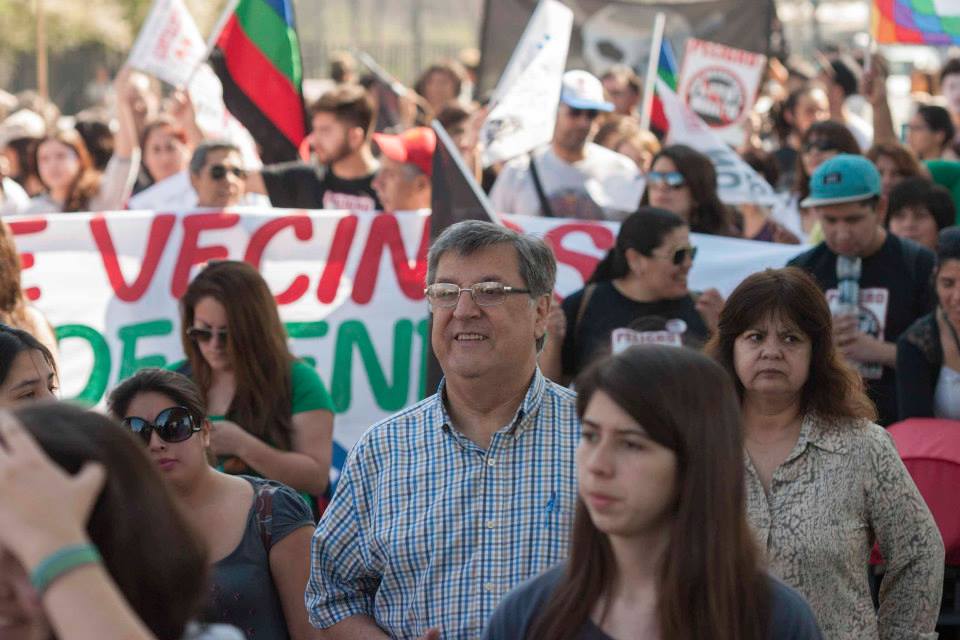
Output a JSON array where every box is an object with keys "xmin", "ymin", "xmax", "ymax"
[
  {"xmin": 0, "ymin": 220, "xmax": 58, "ymax": 361},
  {"xmin": 174, "ymin": 260, "xmax": 334, "ymax": 501},
  {"xmin": 485, "ymin": 345, "xmax": 822, "ymax": 639},
  {"xmin": 0, "ymin": 323, "xmax": 57, "ymax": 405}
]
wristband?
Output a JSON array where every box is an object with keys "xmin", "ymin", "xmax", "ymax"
[{"xmin": 30, "ymin": 543, "xmax": 102, "ymax": 595}]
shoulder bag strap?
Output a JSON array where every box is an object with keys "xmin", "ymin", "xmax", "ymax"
[{"xmin": 528, "ymin": 153, "xmax": 554, "ymax": 217}]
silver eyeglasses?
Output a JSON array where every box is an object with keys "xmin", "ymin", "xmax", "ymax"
[{"xmin": 424, "ymin": 282, "xmax": 531, "ymax": 309}]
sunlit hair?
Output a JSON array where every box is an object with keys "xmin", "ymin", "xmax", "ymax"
[
  {"xmin": 793, "ymin": 121, "xmax": 860, "ymax": 201},
  {"xmin": 140, "ymin": 116, "xmax": 188, "ymax": 181},
  {"xmin": 529, "ymin": 345, "xmax": 771, "ymax": 640},
  {"xmin": 705, "ymin": 267, "xmax": 876, "ymax": 421},
  {"xmin": 180, "ymin": 260, "xmax": 295, "ymax": 450},
  {"xmin": 865, "ymin": 142, "xmax": 923, "ymax": 183},
  {"xmin": 33, "ymin": 128, "xmax": 101, "ymax": 212}
]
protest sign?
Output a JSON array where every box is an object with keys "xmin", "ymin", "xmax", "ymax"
[
  {"xmin": 11, "ymin": 209, "xmax": 804, "ymax": 475},
  {"xmin": 127, "ymin": 0, "xmax": 207, "ymax": 88},
  {"xmin": 678, "ymin": 38, "xmax": 766, "ymax": 147},
  {"xmin": 480, "ymin": 0, "xmax": 573, "ymax": 166},
  {"xmin": 656, "ymin": 78, "xmax": 778, "ymax": 206}
]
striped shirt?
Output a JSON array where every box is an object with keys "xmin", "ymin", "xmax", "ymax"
[{"xmin": 306, "ymin": 368, "xmax": 580, "ymax": 638}]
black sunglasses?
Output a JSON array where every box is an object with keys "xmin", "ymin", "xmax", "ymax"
[
  {"xmin": 123, "ymin": 406, "xmax": 200, "ymax": 444},
  {"xmin": 568, "ymin": 107, "xmax": 599, "ymax": 120},
  {"xmin": 209, "ymin": 164, "xmax": 247, "ymax": 180},
  {"xmin": 652, "ymin": 245, "xmax": 698, "ymax": 265},
  {"xmin": 187, "ymin": 327, "xmax": 228, "ymax": 344},
  {"xmin": 802, "ymin": 139, "xmax": 837, "ymax": 154}
]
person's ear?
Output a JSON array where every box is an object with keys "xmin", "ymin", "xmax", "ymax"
[
  {"xmin": 624, "ymin": 247, "xmax": 646, "ymax": 274},
  {"xmin": 189, "ymin": 172, "xmax": 201, "ymax": 192},
  {"xmin": 200, "ymin": 418, "xmax": 211, "ymax": 449},
  {"xmin": 347, "ymin": 125, "xmax": 365, "ymax": 149}
]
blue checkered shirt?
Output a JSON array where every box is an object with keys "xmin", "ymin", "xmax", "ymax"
[{"xmin": 306, "ymin": 368, "xmax": 580, "ymax": 638}]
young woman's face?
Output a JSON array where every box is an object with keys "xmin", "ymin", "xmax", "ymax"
[
  {"xmin": 800, "ymin": 135, "xmax": 839, "ymax": 177},
  {"xmin": 628, "ymin": 225, "xmax": 693, "ymax": 300},
  {"xmin": 36, "ymin": 139, "xmax": 81, "ymax": 193},
  {"xmin": 647, "ymin": 156, "xmax": 694, "ymax": 221},
  {"xmin": 889, "ymin": 205, "xmax": 939, "ymax": 251},
  {"xmin": 874, "ymin": 154, "xmax": 908, "ymax": 198},
  {"xmin": 936, "ymin": 260, "xmax": 960, "ymax": 328},
  {"xmin": 123, "ymin": 390, "xmax": 209, "ymax": 490},
  {"xmin": 906, "ymin": 114, "xmax": 943, "ymax": 159},
  {"xmin": 733, "ymin": 312, "xmax": 812, "ymax": 400},
  {"xmin": 577, "ymin": 390, "xmax": 678, "ymax": 539},
  {"xmin": 143, "ymin": 125, "xmax": 189, "ymax": 183},
  {"xmin": 0, "ymin": 350, "xmax": 57, "ymax": 406},
  {"xmin": 191, "ymin": 296, "xmax": 232, "ymax": 373},
  {"xmin": 0, "ymin": 547, "xmax": 48, "ymax": 640}
]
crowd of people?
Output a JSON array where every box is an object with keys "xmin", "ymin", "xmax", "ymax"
[{"xmin": 0, "ymin": 40, "xmax": 959, "ymax": 640}]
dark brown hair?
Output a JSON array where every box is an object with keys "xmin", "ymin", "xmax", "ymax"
[
  {"xmin": 705, "ymin": 267, "xmax": 876, "ymax": 421},
  {"xmin": 866, "ymin": 142, "xmax": 923, "ymax": 182},
  {"xmin": 529, "ymin": 345, "xmax": 771, "ymax": 640},
  {"xmin": 140, "ymin": 116, "xmax": 188, "ymax": 180},
  {"xmin": 11, "ymin": 402, "xmax": 208, "ymax": 640},
  {"xmin": 308, "ymin": 85, "xmax": 375, "ymax": 136},
  {"xmin": 108, "ymin": 367, "xmax": 207, "ymax": 426},
  {"xmin": 0, "ymin": 323, "xmax": 55, "ymax": 387},
  {"xmin": 180, "ymin": 260, "xmax": 294, "ymax": 450},
  {"xmin": 34, "ymin": 128, "xmax": 101, "ymax": 212},
  {"xmin": 793, "ymin": 121, "xmax": 860, "ymax": 201},
  {"xmin": 0, "ymin": 220, "xmax": 28, "ymax": 326},
  {"xmin": 641, "ymin": 144, "xmax": 736, "ymax": 236}
]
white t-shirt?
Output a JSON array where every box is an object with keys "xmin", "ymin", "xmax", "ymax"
[
  {"xmin": 489, "ymin": 143, "xmax": 644, "ymax": 221},
  {"xmin": 127, "ymin": 170, "xmax": 269, "ymax": 211},
  {"xmin": 0, "ymin": 177, "xmax": 29, "ymax": 216}
]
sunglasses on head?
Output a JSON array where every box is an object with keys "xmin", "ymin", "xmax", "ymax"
[
  {"xmin": 652, "ymin": 245, "xmax": 698, "ymax": 265},
  {"xmin": 802, "ymin": 139, "xmax": 837, "ymax": 154},
  {"xmin": 209, "ymin": 164, "xmax": 246, "ymax": 180},
  {"xmin": 187, "ymin": 327, "xmax": 228, "ymax": 344},
  {"xmin": 123, "ymin": 406, "xmax": 200, "ymax": 444},
  {"xmin": 647, "ymin": 171, "xmax": 686, "ymax": 189},
  {"xmin": 568, "ymin": 107, "xmax": 599, "ymax": 120}
]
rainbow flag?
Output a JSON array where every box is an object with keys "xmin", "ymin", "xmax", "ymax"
[
  {"xmin": 872, "ymin": 0, "xmax": 960, "ymax": 46},
  {"xmin": 651, "ymin": 39, "xmax": 679, "ymax": 135},
  {"xmin": 210, "ymin": 0, "xmax": 308, "ymax": 163}
]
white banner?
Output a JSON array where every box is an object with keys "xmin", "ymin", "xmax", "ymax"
[
  {"xmin": 481, "ymin": 0, "xmax": 573, "ymax": 167},
  {"xmin": 678, "ymin": 38, "xmax": 766, "ymax": 147},
  {"xmin": 127, "ymin": 0, "xmax": 207, "ymax": 88},
  {"xmin": 12, "ymin": 209, "xmax": 804, "ymax": 474},
  {"xmin": 656, "ymin": 78, "xmax": 778, "ymax": 207}
]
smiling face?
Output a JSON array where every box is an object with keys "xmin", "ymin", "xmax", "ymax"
[
  {"xmin": 646, "ymin": 157, "xmax": 694, "ymax": 221},
  {"xmin": 937, "ymin": 260, "xmax": 960, "ymax": 328},
  {"xmin": 430, "ymin": 243, "xmax": 549, "ymax": 384},
  {"xmin": 627, "ymin": 225, "xmax": 693, "ymax": 299},
  {"xmin": 576, "ymin": 390, "xmax": 678, "ymax": 538},
  {"xmin": 36, "ymin": 139, "xmax": 81, "ymax": 193},
  {"xmin": 733, "ymin": 312, "xmax": 812, "ymax": 401},
  {"xmin": 0, "ymin": 349, "xmax": 56, "ymax": 406}
]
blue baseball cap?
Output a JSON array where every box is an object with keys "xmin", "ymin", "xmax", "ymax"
[
  {"xmin": 560, "ymin": 70, "xmax": 614, "ymax": 112},
  {"xmin": 800, "ymin": 154, "xmax": 881, "ymax": 208}
]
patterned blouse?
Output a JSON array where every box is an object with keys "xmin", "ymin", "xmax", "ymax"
[{"xmin": 744, "ymin": 413, "xmax": 944, "ymax": 640}]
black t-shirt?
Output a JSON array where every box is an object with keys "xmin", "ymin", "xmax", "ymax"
[
  {"xmin": 482, "ymin": 563, "xmax": 824, "ymax": 639},
  {"xmin": 260, "ymin": 161, "xmax": 382, "ymax": 210},
  {"xmin": 560, "ymin": 280, "xmax": 710, "ymax": 378},
  {"xmin": 787, "ymin": 234, "xmax": 935, "ymax": 425}
]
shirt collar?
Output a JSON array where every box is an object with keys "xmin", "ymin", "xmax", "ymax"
[
  {"xmin": 795, "ymin": 413, "xmax": 847, "ymax": 455},
  {"xmin": 431, "ymin": 368, "xmax": 548, "ymax": 438}
]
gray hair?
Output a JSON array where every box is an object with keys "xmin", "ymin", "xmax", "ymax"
[
  {"xmin": 189, "ymin": 139, "xmax": 241, "ymax": 175},
  {"xmin": 427, "ymin": 220, "xmax": 556, "ymax": 350}
]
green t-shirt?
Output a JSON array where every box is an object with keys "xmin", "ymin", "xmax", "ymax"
[{"xmin": 926, "ymin": 160, "xmax": 960, "ymax": 225}]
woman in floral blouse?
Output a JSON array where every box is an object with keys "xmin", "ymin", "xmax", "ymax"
[{"xmin": 707, "ymin": 267, "xmax": 944, "ymax": 640}]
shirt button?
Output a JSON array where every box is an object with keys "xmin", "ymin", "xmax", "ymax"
[
  {"xmin": 484, "ymin": 583, "xmax": 495, "ymax": 593},
  {"xmin": 485, "ymin": 519, "xmax": 496, "ymax": 529},
  {"xmin": 487, "ymin": 457, "xmax": 496, "ymax": 466}
]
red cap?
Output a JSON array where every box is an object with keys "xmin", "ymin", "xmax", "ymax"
[{"xmin": 372, "ymin": 127, "xmax": 437, "ymax": 177}]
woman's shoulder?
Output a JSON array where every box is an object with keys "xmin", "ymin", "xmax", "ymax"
[
  {"xmin": 766, "ymin": 576, "xmax": 824, "ymax": 638},
  {"xmin": 483, "ymin": 564, "xmax": 566, "ymax": 639},
  {"xmin": 899, "ymin": 313, "xmax": 938, "ymax": 355},
  {"xmin": 290, "ymin": 359, "xmax": 334, "ymax": 413}
]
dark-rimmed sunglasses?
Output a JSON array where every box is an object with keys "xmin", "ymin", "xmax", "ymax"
[
  {"xmin": 568, "ymin": 107, "xmax": 599, "ymax": 120},
  {"xmin": 122, "ymin": 406, "xmax": 200, "ymax": 444},
  {"xmin": 652, "ymin": 245, "xmax": 697, "ymax": 265},
  {"xmin": 424, "ymin": 281, "xmax": 531, "ymax": 309},
  {"xmin": 209, "ymin": 164, "xmax": 246, "ymax": 180},
  {"xmin": 801, "ymin": 139, "xmax": 837, "ymax": 154},
  {"xmin": 187, "ymin": 327, "xmax": 228, "ymax": 344},
  {"xmin": 647, "ymin": 171, "xmax": 686, "ymax": 189}
]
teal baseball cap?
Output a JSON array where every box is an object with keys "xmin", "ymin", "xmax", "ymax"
[{"xmin": 800, "ymin": 154, "xmax": 881, "ymax": 208}]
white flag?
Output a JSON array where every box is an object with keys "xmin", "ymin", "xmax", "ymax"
[
  {"xmin": 656, "ymin": 78, "xmax": 778, "ymax": 207},
  {"xmin": 187, "ymin": 64, "xmax": 262, "ymax": 168},
  {"xmin": 127, "ymin": 0, "xmax": 206, "ymax": 88},
  {"xmin": 480, "ymin": 0, "xmax": 573, "ymax": 167}
]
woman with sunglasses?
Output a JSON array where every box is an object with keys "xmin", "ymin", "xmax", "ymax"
[
  {"xmin": 540, "ymin": 208, "xmax": 720, "ymax": 384},
  {"xmin": 640, "ymin": 144, "xmax": 738, "ymax": 237},
  {"xmin": 172, "ymin": 260, "xmax": 334, "ymax": 506},
  {"xmin": 108, "ymin": 368, "xmax": 318, "ymax": 639},
  {"xmin": 485, "ymin": 345, "xmax": 824, "ymax": 639}
]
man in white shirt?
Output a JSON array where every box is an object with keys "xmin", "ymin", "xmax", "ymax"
[{"xmin": 490, "ymin": 70, "xmax": 643, "ymax": 221}]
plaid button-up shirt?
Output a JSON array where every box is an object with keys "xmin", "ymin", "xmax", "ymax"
[{"xmin": 306, "ymin": 369, "xmax": 580, "ymax": 638}]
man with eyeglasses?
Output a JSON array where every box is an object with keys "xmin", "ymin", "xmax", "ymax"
[
  {"xmin": 189, "ymin": 140, "xmax": 246, "ymax": 209},
  {"xmin": 306, "ymin": 220, "xmax": 579, "ymax": 639},
  {"xmin": 490, "ymin": 70, "xmax": 643, "ymax": 220}
]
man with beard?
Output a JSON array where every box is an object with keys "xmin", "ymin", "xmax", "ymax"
[
  {"xmin": 490, "ymin": 70, "xmax": 642, "ymax": 221},
  {"xmin": 247, "ymin": 85, "xmax": 383, "ymax": 210}
]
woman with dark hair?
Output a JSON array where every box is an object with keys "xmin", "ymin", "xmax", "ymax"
[
  {"xmin": 541, "ymin": 208, "xmax": 720, "ymax": 383},
  {"xmin": 173, "ymin": 260, "xmax": 334, "ymax": 501},
  {"xmin": 885, "ymin": 177, "xmax": 955, "ymax": 251},
  {"xmin": 0, "ymin": 402, "xmax": 242, "ymax": 639},
  {"xmin": 484, "ymin": 345, "xmax": 824, "ymax": 639},
  {"xmin": 865, "ymin": 142, "xmax": 924, "ymax": 220},
  {"xmin": 897, "ymin": 227, "xmax": 960, "ymax": 419},
  {"xmin": 641, "ymin": 144, "xmax": 737, "ymax": 236},
  {"xmin": 0, "ymin": 323, "xmax": 57, "ymax": 405},
  {"xmin": 413, "ymin": 60, "xmax": 467, "ymax": 118},
  {"xmin": 906, "ymin": 105, "xmax": 957, "ymax": 161},
  {"xmin": 0, "ymin": 219, "xmax": 58, "ymax": 360},
  {"xmin": 771, "ymin": 85, "xmax": 830, "ymax": 189},
  {"xmin": 706, "ymin": 267, "xmax": 943, "ymax": 639},
  {"xmin": 108, "ymin": 368, "xmax": 317, "ymax": 639}
]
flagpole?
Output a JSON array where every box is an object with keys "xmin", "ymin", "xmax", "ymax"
[
  {"xmin": 639, "ymin": 12, "xmax": 666, "ymax": 133},
  {"xmin": 35, "ymin": 0, "xmax": 48, "ymax": 104},
  {"xmin": 182, "ymin": 0, "xmax": 239, "ymax": 89}
]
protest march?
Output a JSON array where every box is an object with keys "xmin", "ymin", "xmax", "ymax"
[{"xmin": 1, "ymin": 0, "xmax": 960, "ymax": 638}]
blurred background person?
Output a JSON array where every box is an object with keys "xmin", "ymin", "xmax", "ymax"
[
  {"xmin": 600, "ymin": 64, "xmax": 642, "ymax": 117},
  {"xmin": 865, "ymin": 142, "xmax": 925, "ymax": 221},
  {"xmin": 413, "ymin": 59, "xmax": 468, "ymax": 121},
  {"xmin": 905, "ymin": 105, "xmax": 957, "ymax": 161},
  {"xmin": 0, "ymin": 220, "xmax": 58, "ymax": 362},
  {"xmin": 188, "ymin": 141, "xmax": 247, "ymax": 209},
  {"xmin": 885, "ymin": 177, "xmax": 955, "ymax": 251},
  {"xmin": 0, "ymin": 109, "xmax": 48, "ymax": 197},
  {"xmin": 771, "ymin": 85, "xmax": 830, "ymax": 189},
  {"xmin": 594, "ymin": 115, "xmax": 660, "ymax": 172}
]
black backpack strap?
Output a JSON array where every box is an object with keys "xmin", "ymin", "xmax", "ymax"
[{"xmin": 528, "ymin": 153, "xmax": 554, "ymax": 217}]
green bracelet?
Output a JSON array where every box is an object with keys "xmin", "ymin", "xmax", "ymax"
[{"xmin": 30, "ymin": 544, "xmax": 102, "ymax": 595}]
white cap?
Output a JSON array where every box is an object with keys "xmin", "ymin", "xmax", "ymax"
[
  {"xmin": 0, "ymin": 109, "xmax": 46, "ymax": 148},
  {"xmin": 560, "ymin": 70, "xmax": 614, "ymax": 112}
]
